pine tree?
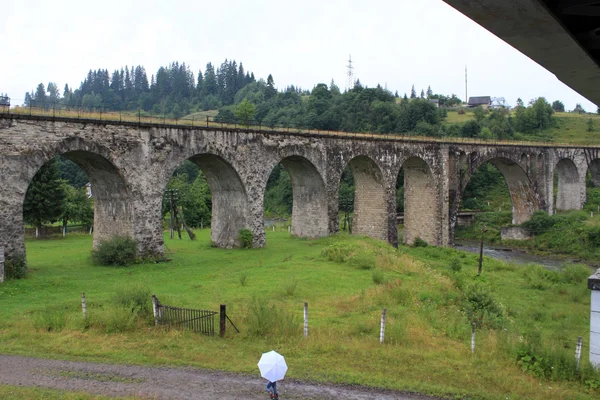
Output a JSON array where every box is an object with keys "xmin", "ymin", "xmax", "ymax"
[
  {"xmin": 410, "ymin": 85, "xmax": 416, "ymax": 99},
  {"xmin": 204, "ymin": 63, "xmax": 218, "ymax": 96},
  {"xmin": 34, "ymin": 83, "xmax": 47, "ymax": 106},
  {"xmin": 426, "ymin": 85, "xmax": 433, "ymax": 98},
  {"xmin": 266, "ymin": 74, "xmax": 276, "ymax": 99},
  {"xmin": 420, "ymin": 89, "xmax": 425, "ymax": 99},
  {"xmin": 23, "ymin": 158, "xmax": 67, "ymax": 229}
]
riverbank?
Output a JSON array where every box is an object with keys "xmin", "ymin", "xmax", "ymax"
[{"xmin": 454, "ymin": 210, "xmax": 600, "ymax": 266}]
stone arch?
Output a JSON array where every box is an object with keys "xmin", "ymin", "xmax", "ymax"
[
  {"xmin": 272, "ymin": 156, "xmax": 328, "ymax": 238},
  {"xmin": 467, "ymin": 156, "xmax": 538, "ymax": 224},
  {"xmin": 344, "ymin": 156, "xmax": 387, "ymax": 241},
  {"xmin": 401, "ymin": 156, "xmax": 440, "ymax": 245},
  {"xmin": 555, "ymin": 158, "xmax": 580, "ymax": 211},
  {"xmin": 61, "ymin": 151, "xmax": 133, "ymax": 248},
  {"xmin": 520, "ymin": 153, "xmax": 529, "ymax": 171},
  {"xmin": 178, "ymin": 153, "xmax": 249, "ymax": 248},
  {"xmin": 589, "ymin": 158, "xmax": 600, "ymax": 187}
]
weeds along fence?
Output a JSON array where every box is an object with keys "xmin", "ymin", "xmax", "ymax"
[{"xmin": 3, "ymin": 102, "xmax": 600, "ymax": 148}]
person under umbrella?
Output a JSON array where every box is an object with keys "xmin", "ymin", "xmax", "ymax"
[{"xmin": 258, "ymin": 350, "xmax": 287, "ymax": 399}]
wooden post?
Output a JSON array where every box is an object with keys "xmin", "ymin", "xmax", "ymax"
[
  {"xmin": 471, "ymin": 323, "xmax": 476, "ymax": 353},
  {"xmin": 304, "ymin": 302, "xmax": 308, "ymax": 337},
  {"xmin": 220, "ymin": 304, "xmax": 226, "ymax": 337},
  {"xmin": 575, "ymin": 336, "xmax": 583, "ymax": 370},
  {"xmin": 478, "ymin": 227, "xmax": 486, "ymax": 276},
  {"xmin": 380, "ymin": 308, "xmax": 387, "ymax": 344},
  {"xmin": 81, "ymin": 292, "xmax": 87, "ymax": 319},
  {"xmin": 152, "ymin": 295, "xmax": 160, "ymax": 326}
]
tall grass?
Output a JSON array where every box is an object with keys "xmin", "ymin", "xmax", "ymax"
[{"xmin": 1, "ymin": 231, "xmax": 597, "ymax": 399}]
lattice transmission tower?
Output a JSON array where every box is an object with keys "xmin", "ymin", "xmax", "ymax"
[{"xmin": 346, "ymin": 54, "xmax": 355, "ymax": 91}]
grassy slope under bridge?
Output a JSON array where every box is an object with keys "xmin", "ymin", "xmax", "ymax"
[{"xmin": 0, "ymin": 231, "xmax": 598, "ymax": 399}]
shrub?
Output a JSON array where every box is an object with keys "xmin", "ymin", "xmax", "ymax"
[
  {"xmin": 523, "ymin": 265, "xmax": 560, "ymax": 290},
  {"xmin": 457, "ymin": 108, "xmax": 466, "ymax": 115},
  {"xmin": 586, "ymin": 226, "xmax": 600, "ymax": 248},
  {"xmin": 462, "ymin": 282, "xmax": 505, "ymax": 329},
  {"xmin": 561, "ymin": 264, "xmax": 592, "ymax": 284},
  {"xmin": 450, "ymin": 258, "xmax": 462, "ymax": 272},
  {"xmin": 413, "ymin": 237, "xmax": 428, "ymax": 247},
  {"xmin": 238, "ymin": 229, "xmax": 253, "ymax": 249},
  {"xmin": 322, "ymin": 244, "xmax": 351, "ymax": 263},
  {"xmin": 521, "ymin": 211, "xmax": 555, "ymax": 235},
  {"xmin": 4, "ymin": 252, "xmax": 27, "ymax": 279},
  {"xmin": 91, "ymin": 236, "xmax": 138, "ymax": 266},
  {"xmin": 351, "ymin": 250, "xmax": 377, "ymax": 270},
  {"xmin": 372, "ymin": 269, "xmax": 385, "ymax": 284}
]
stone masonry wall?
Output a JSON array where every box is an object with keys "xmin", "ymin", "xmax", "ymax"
[{"xmin": 1, "ymin": 114, "xmax": 597, "ymax": 267}]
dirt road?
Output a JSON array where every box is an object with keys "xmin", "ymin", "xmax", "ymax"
[{"xmin": 0, "ymin": 354, "xmax": 442, "ymax": 399}]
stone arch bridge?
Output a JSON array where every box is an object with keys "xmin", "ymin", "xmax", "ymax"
[{"xmin": 1, "ymin": 114, "xmax": 600, "ymax": 264}]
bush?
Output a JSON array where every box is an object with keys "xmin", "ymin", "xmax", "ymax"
[
  {"xmin": 413, "ymin": 237, "xmax": 428, "ymax": 247},
  {"xmin": 238, "ymin": 229, "xmax": 253, "ymax": 249},
  {"xmin": 351, "ymin": 250, "xmax": 377, "ymax": 270},
  {"xmin": 586, "ymin": 226, "xmax": 600, "ymax": 248},
  {"xmin": 561, "ymin": 264, "xmax": 592, "ymax": 284},
  {"xmin": 91, "ymin": 236, "xmax": 138, "ymax": 266},
  {"xmin": 523, "ymin": 265, "xmax": 560, "ymax": 290},
  {"xmin": 4, "ymin": 252, "xmax": 27, "ymax": 279},
  {"xmin": 521, "ymin": 211, "xmax": 555, "ymax": 235},
  {"xmin": 321, "ymin": 243, "xmax": 352, "ymax": 263},
  {"xmin": 462, "ymin": 282, "xmax": 505, "ymax": 329},
  {"xmin": 450, "ymin": 258, "xmax": 462, "ymax": 272}
]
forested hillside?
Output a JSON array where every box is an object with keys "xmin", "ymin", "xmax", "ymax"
[{"xmin": 21, "ymin": 60, "xmax": 600, "ymax": 228}]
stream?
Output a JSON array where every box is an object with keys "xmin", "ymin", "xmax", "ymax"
[{"xmin": 453, "ymin": 240, "xmax": 596, "ymax": 271}]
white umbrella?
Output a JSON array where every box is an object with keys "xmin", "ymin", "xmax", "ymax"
[{"xmin": 257, "ymin": 350, "xmax": 288, "ymax": 382}]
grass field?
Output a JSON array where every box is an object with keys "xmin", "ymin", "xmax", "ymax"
[{"xmin": 0, "ymin": 230, "xmax": 599, "ymax": 399}]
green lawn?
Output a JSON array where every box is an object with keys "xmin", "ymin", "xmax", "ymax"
[{"xmin": 0, "ymin": 231, "xmax": 598, "ymax": 399}]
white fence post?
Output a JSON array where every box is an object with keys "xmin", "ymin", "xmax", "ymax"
[
  {"xmin": 380, "ymin": 308, "xmax": 387, "ymax": 344},
  {"xmin": 575, "ymin": 336, "xmax": 583, "ymax": 370},
  {"xmin": 81, "ymin": 292, "xmax": 87, "ymax": 319},
  {"xmin": 589, "ymin": 269, "xmax": 600, "ymax": 369},
  {"xmin": 471, "ymin": 323, "xmax": 476, "ymax": 354},
  {"xmin": 304, "ymin": 302, "xmax": 308, "ymax": 337}
]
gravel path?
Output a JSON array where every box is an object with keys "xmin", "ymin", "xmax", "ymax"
[{"xmin": 0, "ymin": 354, "xmax": 442, "ymax": 399}]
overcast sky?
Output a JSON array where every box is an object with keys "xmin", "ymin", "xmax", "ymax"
[{"xmin": 1, "ymin": 0, "xmax": 596, "ymax": 111}]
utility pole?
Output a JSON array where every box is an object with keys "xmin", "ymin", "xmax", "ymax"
[
  {"xmin": 478, "ymin": 226, "xmax": 487, "ymax": 276},
  {"xmin": 465, "ymin": 65, "xmax": 468, "ymax": 105}
]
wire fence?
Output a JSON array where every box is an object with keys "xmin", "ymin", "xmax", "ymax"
[{"xmin": 2, "ymin": 102, "xmax": 600, "ymax": 149}]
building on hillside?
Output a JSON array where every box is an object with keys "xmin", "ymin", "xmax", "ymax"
[
  {"xmin": 428, "ymin": 99, "xmax": 440, "ymax": 108},
  {"xmin": 467, "ymin": 96, "xmax": 492, "ymax": 108}
]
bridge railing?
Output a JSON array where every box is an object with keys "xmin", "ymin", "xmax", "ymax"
[{"xmin": 2, "ymin": 101, "xmax": 599, "ymax": 148}]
